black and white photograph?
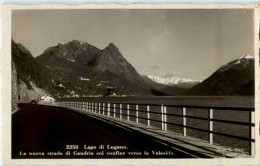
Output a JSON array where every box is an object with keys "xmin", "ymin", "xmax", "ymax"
[{"xmin": 7, "ymin": 6, "xmax": 257, "ymax": 161}]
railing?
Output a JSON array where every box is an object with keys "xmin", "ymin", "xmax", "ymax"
[{"xmin": 54, "ymin": 101, "xmax": 255, "ymax": 156}]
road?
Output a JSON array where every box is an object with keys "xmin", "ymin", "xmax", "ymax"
[{"xmin": 12, "ymin": 104, "xmax": 195, "ymax": 158}]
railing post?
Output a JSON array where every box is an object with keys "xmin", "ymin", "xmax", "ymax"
[
  {"xmin": 164, "ymin": 106, "xmax": 167, "ymax": 131},
  {"xmin": 127, "ymin": 104, "xmax": 130, "ymax": 121},
  {"xmin": 136, "ymin": 105, "xmax": 139, "ymax": 123},
  {"xmin": 114, "ymin": 104, "xmax": 116, "ymax": 118},
  {"xmin": 95, "ymin": 103, "xmax": 97, "ymax": 113},
  {"xmin": 92, "ymin": 102, "xmax": 94, "ymax": 113},
  {"xmin": 108, "ymin": 103, "xmax": 110, "ymax": 116},
  {"xmin": 183, "ymin": 107, "xmax": 187, "ymax": 136},
  {"xmin": 147, "ymin": 105, "xmax": 150, "ymax": 126},
  {"xmin": 99, "ymin": 103, "xmax": 101, "ymax": 114},
  {"xmin": 161, "ymin": 105, "xmax": 164, "ymax": 130},
  {"xmin": 120, "ymin": 104, "xmax": 122, "ymax": 119},
  {"xmin": 103, "ymin": 103, "xmax": 105, "ymax": 115},
  {"xmin": 209, "ymin": 109, "xmax": 213, "ymax": 144},
  {"xmin": 250, "ymin": 111, "xmax": 255, "ymax": 156}
]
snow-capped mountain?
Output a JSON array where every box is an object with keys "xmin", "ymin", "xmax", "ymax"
[
  {"xmin": 147, "ymin": 75, "xmax": 201, "ymax": 86},
  {"xmin": 187, "ymin": 54, "xmax": 254, "ymax": 95},
  {"xmin": 218, "ymin": 54, "xmax": 254, "ymax": 72}
]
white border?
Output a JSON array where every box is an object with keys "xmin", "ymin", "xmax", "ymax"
[{"xmin": 1, "ymin": 4, "xmax": 259, "ymax": 166}]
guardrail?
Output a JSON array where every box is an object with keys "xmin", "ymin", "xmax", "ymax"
[{"xmin": 54, "ymin": 101, "xmax": 255, "ymax": 156}]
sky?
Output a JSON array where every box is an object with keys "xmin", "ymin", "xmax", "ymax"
[{"xmin": 12, "ymin": 9, "xmax": 254, "ymax": 80}]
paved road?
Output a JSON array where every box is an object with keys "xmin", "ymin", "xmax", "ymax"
[{"xmin": 12, "ymin": 104, "xmax": 195, "ymax": 158}]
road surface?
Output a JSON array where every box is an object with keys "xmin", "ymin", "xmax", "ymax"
[{"xmin": 12, "ymin": 104, "xmax": 195, "ymax": 158}]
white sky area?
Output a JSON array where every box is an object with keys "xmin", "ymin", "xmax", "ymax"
[{"xmin": 12, "ymin": 9, "xmax": 254, "ymax": 80}]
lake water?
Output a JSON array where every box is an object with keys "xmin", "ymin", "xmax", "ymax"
[{"xmin": 61, "ymin": 96, "xmax": 254, "ymax": 154}]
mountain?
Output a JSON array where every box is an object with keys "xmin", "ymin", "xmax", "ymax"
[
  {"xmin": 142, "ymin": 73, "xmax": 201, "ymax": 95},
  {"xmin": 186, "ymin": 55, "xmax": 254, "ymax": 96},
  {"xmin": 141, "ymin": 75, "xmax": 187, "ymax": 95},
  {"xmin": 13, "ymin": 39, "xmax": 253, "ymax": 99},
  {"xmin": 35, "ymin": 40, "xmax": 153, "ymax": 96},
  {"xmin": 88, "ymin": 43, "xmax": 142, "ymax": 83},
  {"xmin": 11, "ymin": 40, "xmax": 51, "ymax": 107},
  {"xmin": 12, "ymin": 40, "xmax": 41, "ymax": 88},
  {"xmin": 147, "ymin": 75, "xmax": 201, "ymax": 89}
]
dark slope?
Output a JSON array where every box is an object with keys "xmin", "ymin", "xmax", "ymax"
[
  {"xmin": 12, "ymin": 40, "xmax": 42, "ymax": 89},
  {"xmin": 36, "ymin": 41, "xmax": 153, "ymax": 96},
  {"xmin": 12, "ymin": 40, "xmax": 56, "ymax": 103},
  {"xmin": 12, "ymin": 40, "xmax": 84, "ymax": 99},
  {"xmin": 186, "ymin": 55, "xmax": 254, "ymax": 96}
]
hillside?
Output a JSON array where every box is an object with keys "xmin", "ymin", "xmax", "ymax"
[
  {"xmin": 12, "ymin": 39, "xmax": 254, "ymax": 101},
  {"xmin": 11, "ymin": 40, "xmax": 51, "ymax": 107},
  {"xmin": 186, "ymin": 55, "xmax": 254, "ymax": 96},
  {"xmin": 35, "ymin": 40, "xmax": 154, "ymax": 96}
]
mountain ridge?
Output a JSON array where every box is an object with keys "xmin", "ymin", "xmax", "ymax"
[
  {"xmin": 35, "ymin": 40, "xmax": 154, "ymax": 96},
  {"xmin": 186, "ymin": 55, "xmax": 254, "ymax": 95},
  {"xmin": 12, "ymin": 39, "xmax": 255, "ymax": 101},
  {"xmin": 147, "ymin": 75, "xmax": 201, "ymax": 89}
]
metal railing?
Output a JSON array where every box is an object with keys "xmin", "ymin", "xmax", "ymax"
[{"xmin": 54, "ymin": 101, "xmax": 255, "ymax": 156}]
